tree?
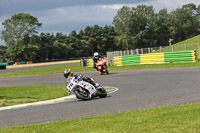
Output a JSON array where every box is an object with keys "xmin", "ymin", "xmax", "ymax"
[
  {"xmin": 169, "ymin": 3, "xmax": 200, "ymax": 43},
  {"xmin": 1, "ymin": 13, "xmax": 42, "ymax": 61},
  {"xmin": 113, "ymin": 5, "xmax": 155, "ymax": 49},
  {"xmin": 113, "ymin": 6, "xmax": 133, "ymax": 50},
  {"xmin": 147, "ymin": 9, "xmax": 170, "ymax": 46},
  {"xmin": 0, "ymin": 45, "xmax": 8, "ymax": 62},
  {"xmin": 36, "ymin": 33, "xmax": 54, "ymax": 60},
  {"xmin": 81, "ymin": 25, "xmax": 101, "ymax": 55}
]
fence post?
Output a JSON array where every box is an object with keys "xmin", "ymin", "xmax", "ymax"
[
  {"xmin": 160, "ymin": 46, "xmax": 162, "ymax": 53},
  {"xmin": 194, "ymin": 50, "xmax": 198, "ymax": 62},
  {"xmin": 106, "ymin": 52, "xmax": 109, "ymax": 65},
  {"xmin": 198, "ymin": 43, "xmax": 200, "ymax": 59},
  {"xmin": 141, "ymin": 48, "xmax": 143, "ymax": 54},
  {"xmin": 172, "ymin": 45, "xmax": 174, "ymax": 52},
  {"xmin": 117, "ymin": 51, "xmax": 119, "ymax": 56},
  {"xmin": 184, "ymin": 44, "xmax": 187, "ymax": 51},
  {"xmin": 151, "ymin": 48, "xmax": 153, "ymax": 52},
  {"xmin": 136, "ymin": 49, "xmax": 138, "ymax": 54},
  {"xmin": 148, "ymin": 47, "xmax": 151, "ymax": 53},
  {"xmin": 107, "ymin": 52, "xmax": 113, "ymax": 65}
]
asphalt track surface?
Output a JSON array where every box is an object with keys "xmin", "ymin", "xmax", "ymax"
[{"xmin": 0, "ymin": 67, "xmax": 200, "ymax": 127}]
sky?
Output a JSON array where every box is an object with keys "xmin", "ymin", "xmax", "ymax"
[{"xmin": 0, "ymin": 0, "xmax": 200, "ymax": 45}]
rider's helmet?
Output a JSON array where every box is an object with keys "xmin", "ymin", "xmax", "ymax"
[
  {"xmin": 64, "ymin": 69, "xmax": 72, "ymax": 78},
  {"xmin": 94, "ymin": 52, "xmax": 99, "ymax": 59}
]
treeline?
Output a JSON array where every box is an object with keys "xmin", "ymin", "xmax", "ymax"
[
  {"xmin": 0, "ymin": 3, "xmax": 200, "ymax": 61},
  {"xmin": 35, "ymin": 25, "xmax": 116, "ymax": 60},
  {"xmin": 113, "ymin": 3, "xmax": 200, "ymax": 49}
]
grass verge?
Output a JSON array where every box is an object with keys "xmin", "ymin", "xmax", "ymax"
[
  {"xmin": 1, "ymin": 62, "xmax": 200, "ymax": 77},
  {"xmin": 0, "ymin": 103, "xmax": 199, "ymax": 132},
  {"xmin": 0, "ymin": 86, "xmax": 68, "ymax": 107}
]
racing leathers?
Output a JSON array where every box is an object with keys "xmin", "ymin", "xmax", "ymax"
[{"xmin": 93, "ymin": 55, "xmax": 103, "ymax": 70}]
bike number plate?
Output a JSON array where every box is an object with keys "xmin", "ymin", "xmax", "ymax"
[{"xmin": 67, "ymin": 82, "xmax": 75, "ymax": 93}]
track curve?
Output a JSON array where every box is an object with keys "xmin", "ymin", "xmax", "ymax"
[{"xmin": 0, "ymin": 67, "xmax": 200, "ymax": 127}]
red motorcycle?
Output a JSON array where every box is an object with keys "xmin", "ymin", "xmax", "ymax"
[{"xmin": 96, "ymin": 58, "xmax": 109, "ymax": 75}]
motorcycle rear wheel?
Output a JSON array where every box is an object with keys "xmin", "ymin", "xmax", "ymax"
[
  {"xmin": 105, "ymin": 69, "xmax": 109, "ymax": 75},
  {"xmin": 74, "ymin": 87, "xmax": 91, "ymax": 100},
  {"xmin": 98, "ymin": 71, "xmax": 103, "ymax": 75}
]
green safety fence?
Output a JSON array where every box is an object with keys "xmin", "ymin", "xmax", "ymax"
[{"xmin": 113, "ymin": 51, "xmax": 196, "ymax": 66}]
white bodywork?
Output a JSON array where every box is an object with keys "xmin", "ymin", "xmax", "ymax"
[{"xmin": 67, "ymin": 77, "xmax": 97, "ymax": 98}]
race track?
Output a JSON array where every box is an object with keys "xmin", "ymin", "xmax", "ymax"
[{"xmin": 0, "ymin": 67, "xmax": 200, "ymax": 127}]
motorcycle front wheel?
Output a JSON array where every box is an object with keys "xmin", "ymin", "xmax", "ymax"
[
  {"xmin": 98, "ymin": 87, "xmax": 107, "ymax": 98},
  {"xmin": 74, "ymin": 87, "xmax": 91, "ymax": 100}
]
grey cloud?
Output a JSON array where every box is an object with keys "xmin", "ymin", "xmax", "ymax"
[{"xmin": 0, "ymin": 0, "xmax": 151, "ymax": 16}]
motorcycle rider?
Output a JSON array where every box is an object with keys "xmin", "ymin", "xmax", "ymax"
[
  {"xmin": 64, "ymin": 69, "xmax": 100, "ymax": 88},
  {"xmin": 93, "ymin": 52, "xmax": 103, "ymax": 70}
]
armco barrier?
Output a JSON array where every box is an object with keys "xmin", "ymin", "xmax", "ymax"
[
  {"xmin": 26, "ymin": 61, "xmax": 32, "ymax": 64},
  {"xmin": 0, "ymin": 62, "xmax": 8, "ymax": 66},
  {"xmin": 122, "ymin": 55, "xmax": 140, "ymax": 65},
  {"xmin": 15, "ymin": 62, "xmax": 21, "ymax": 65},
  {"xmin": 20, "ymin": 61, "xmax": 26, "ymax": 64},
  {"xmin": 0, "ymin": 62, "xmax": 8, "ymax": 70},
  {"xmin": 164, "ymin": 51, "xmax": 196, "ymax": 63},
  {"xmin": 113, "ymin": 51, "xmax": 196, "ymax": 66},
  {"xmin": 0, "ymin": 65, "xmax": 6, "ymax": 70}
]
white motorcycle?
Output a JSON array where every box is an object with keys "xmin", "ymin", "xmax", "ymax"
[{"xmin": 66, "ymin": 77, "xmax": 107, "ymax": 100}]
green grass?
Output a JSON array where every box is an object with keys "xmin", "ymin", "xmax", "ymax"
[
  {"xmin": 0, "ymin": 86, "xmax": 68, "ymax": 107},
  {"xmin": 1, "ymin": 62, "xmax": 200, "ymax": 77},
  {"xmin": 0, "ymin": 103, "xmax": 199, "ymax": 132}
]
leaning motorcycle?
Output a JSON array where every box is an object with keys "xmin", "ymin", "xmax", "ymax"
[
  {"xmin": 96, "ymin": 58, "xmax": 109, "ymax": 75},
  {"xmin": 66, "ymin": 77, "xmax": 107, "ymax": 100}
]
